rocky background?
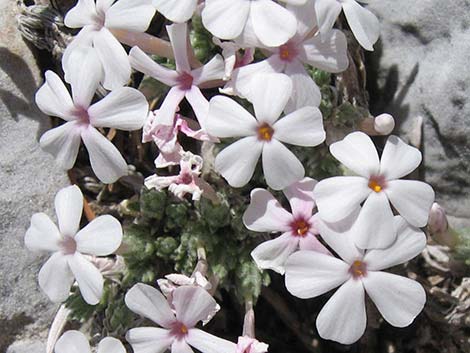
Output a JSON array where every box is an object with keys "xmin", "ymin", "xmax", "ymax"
[{"xmin": 1, "ymin": 0, "xmax": 469, "ymax": 352}]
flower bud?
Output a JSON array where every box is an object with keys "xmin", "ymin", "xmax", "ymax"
[
  {"xmin": 374, "ymin": 113, "xmax": 395, "ymax": 135},
  {"xmin": 428, "ymin": 202, "xmax": 448, "ymax": 235}
]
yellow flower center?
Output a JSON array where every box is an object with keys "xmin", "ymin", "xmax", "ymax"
[
  {"xmin": 180, "ymin": 324, "xmax": 188, "ymax": 334},
  {"xmin": 368, "ymin": 180, "xmax": 382, "ymax": 193},
  {"xmin": 350, "ymin": 260, "xmax": 367, "ymax": 278},
  {"xmin": 257, "ymin": 123, "xmax": 274, "ymax": 141},
  {"xmin": 293, "ymin": 220, "xmax": 309, "ymax": 236}
]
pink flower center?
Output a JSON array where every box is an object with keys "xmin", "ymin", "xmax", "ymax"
[
  {"xmin": 178, "ymin": 172, "xmax": 193, "ymax": 185},
  {"xmin": 368, "ymin": 175, "xmax": 387, "ymax": 193},
  {"xmin": 290, "ymin": 218, "xmax": 310, "ymax": 237},
  {"xmin": 59, "ymin": 236, "xmax": 77, "ymax": 255},
  {"xmin": 171, "ymin": 322, "xmax": 189, "ymax": 339},
  {"xmin": 75, "ymin": 107, "xmax": 91, "ymax": 126},
  {"xmin": 278, "ymin": 41, "xmax": 299, "ymax": 62},
  {"xmin": 349, "ymin": 260, "xmax": 367, "ymax": 279},
  {"xmin": 257, "ymin": 123, "xmax": 274, "ymax": 141},
  {"xmin": 177, "ymin": 72, "xmax": 194, "ymax": 90}
]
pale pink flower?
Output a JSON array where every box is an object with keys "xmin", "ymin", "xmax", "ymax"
[
  {"xmin": 224, "ymin": 3, "xmax": 348, "ymax": 112},
  {"xmin": 285, "ymin": 216, "xmax": 427, "ymax": 344},
  {"xmin": 125, "ymin": 284, "xmax": 237, "ymax": 353},
  {"xmin": 236, "ymin": 337, "xmax": 269, "ymax": 353},
  {"xmin": 143, "ymin": 111, "xmax": 215, "ymax": 168},
  {"xmin": 202, "ymin": 0, "xmax": 306, "ymax": 47},
  {"xmin": 63, "ymin": 0, "xmax": 156, "ymax": 90},
  {"xmin": 55, "ymin": 330, "xmax": 125, "ymax": 353},
  {"xmin": 213, "ymin": 38, "xmax": 255, "ymax": 81},
  {"xmin": 25, "ymin": 185, "xmax": 123, "ymax": 305},
  {"xmin": 129, "ymin": 23, "xmax": 225, "ymax": 127},
  {"xmin": 314, "ymin": 132, "xmax": 435, "ymax": 249},
  {"xmin": 313, "ymin": 0, "xmax": 380, "ymax": 51},
  {"xmin": 36, "ymin": 47, "xmax": 148, "ymax": 183},
  {"xmin": 244, "ymin": 178, "xmax": 330, "ymax": 274},
  {"xmin": 145, "ymin": 152, "xmax": 217, "ymax": 201},
  {"xmin": 206, "ymin": 73, "xmax": 325, "ymax": 190}
]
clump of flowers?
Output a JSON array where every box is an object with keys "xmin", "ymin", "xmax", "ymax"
[{"xmin": 22, "ymin": 0, "xmax": 441, "ymax": 351}]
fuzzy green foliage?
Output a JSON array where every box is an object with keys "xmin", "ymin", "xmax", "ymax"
[
  {"xmin": 190, "ymin": 16, "xmax": 218, "ymax": 62},
  {"xmin": 454, "ymin": 228, "xmax": 470, "ymax": 266}
]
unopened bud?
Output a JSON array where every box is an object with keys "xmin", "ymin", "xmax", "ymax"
[
  {"xmin": 428, "ymin": 202, "xmax": 448, "ymax": 235},
  {"xmin": 374, "ymin": 114, "xmax": 395, "ymax": 135}
]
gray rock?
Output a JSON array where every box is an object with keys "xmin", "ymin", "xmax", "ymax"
[
  {"xmin": 367, "ymin": 0, "xmax": 470, "ymax": 228},
  {"xmin": 0, "ymin": 0, "xmax": 69, "ymax": 352}
]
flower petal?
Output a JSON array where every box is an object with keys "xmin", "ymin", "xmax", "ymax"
[
  {"xmin": 64, "ymin": 0, "xmax": 98, "ymax": 28},
  {"xmin": 313, "ymin": 176, "xmax": 370, "ymax": 223},
  {"xmin": 283, "ymin": 177, "xmax": 317, "ymax": 219},
  {"xmin": 316, "ymin": 278, "xmax": 366, "ymax": 345},
  {"xmin": 68, "ymin": 252, "xmax": 104, "ymax": 305},
  {"xmin": 362, "ymin": 271, "xmax": 426, "ymax": 327},
  {"xmin": 186, "ymin": 329, "xmax": 237, "ymax": 353},
  {"xmin": 93, "ymin": 28, "xmax": 131, "ymax": 90},
  {"xmin": 25, "ymin": 213, "xmax": 61, "ymax": 252},
  {"xmin": 55, "ymin": 185, "xmax": 83, "ymax": 237},
  {"xmin": 299, "ymin": 234, "xmax": 331, "ymax": 255},
  {"xmin": 154, "ymin": 0, "xmax": 197, "ymax": 23},
  {"xmin": 55, "ymin": 331, "xmax": 91, "ymax": 353},
  {"xmin": 167, "ymin": 23, "xmax": 191, "ymax": 72},
  {"xmin": 250, "ymin": 0, "xmax": 297, "ymax": 47},
  {"xmin": 247, "ymin": 73, "xmax": 292, "ymax": 125},
  {"xmin": 173, "ymin": 286, "xmax": 218, "ymax": 328},
  {"xmin": 342, "ymin": 0, "xmax": 380, "ymax": 51},
  {"xmin": 351, "ymin": 191, "xmax": 396, "ymax": 249},
  {"xmin": 89, "ymin": 87, "xmax": 148, "ymax": 130},
  {"xmin": 285, "ymin": 251, "xmax": 350, "ymax": 299},
  {"xmin": 206, "ymin": 96, "xmax": 258, "ymax": 138},
  {"xmin": 286, "ymin": 0, "xmax": 317, "ymax": 38},
  {"xmin": 35, "ymin": 71, "xmax": 75, "ymax": 120},
  {"xmin": 158, "ymin": 87, "xmax": 186, "ymax": 126},
  {"xmin": 39, "ymin": 121, "xmax": 82, "ymax": 170},
  {"xmin": 97, "ymin": 337, "xmax": 126, "ymax": 353},
  {"xmin": 364, "ymin": 216, "xmax": 427, "ymax": 271},
  {"xmin": 329, "ymin": 131, "xmax": 380, "ymax": 177},
  {"xmin": 75, "ymin": 215, "xmax": 122, "ymax": 256},
  {"xmin": 251, "ymin": 233, "xmax": 299, "ymax": 274},
  {"xmin": 129, "ymin": 46, "xmax": 179, "ymax": 86},
  {"xmin": 262, "ymin": 139, "xmax": 304, "ymax": 190},
  {"xmin": 171, "ymin": 340, "xmax": 194, "ymax": 353},
  {"xmin": 126, "ymin": 327, "xmax": 174, "ymax": 353},
  {"xmin": 38, "ymin": 252, "xmax": 74, "ymax": 303},
  {"xmin": 385, "ymin": 180, "xmax": 435, "ymax": 227},
  {"xmin": 314, "ymin": 0, "xmax": 342, "ymax": 39},
  {"xmin": 68, "ymin": 47, "xmax": 103, "ymax": 109},
  {"xmin": 300, "ymin": 29, "xmax": 349, "ymax": 73},
  {"xmin": 105, "ymin": 0, "xmax": 155, "ymax": 32},
  {"xmin": 125, "ymin": 283, "xmax": 176, "ymax": 328},
  {"xmin": 379, "ymin": 135, "xmax": 422, "ymax": 180},
  {"xmin": 201, "ymin": 0, "xmax": 250, "ymax": 40},
  {"xmin": 243, "ymin": 188, "xmax": 293, "ymax": 232},
  {"xmin": 192, "ymin": 54, "xmax": 225, "ymax": 85},
  {"xmin": 273, "ymin": 106, "xmax": 325, "ymax": 147},
  {"xmin": 283, "ymin": 61, "xmax": 321, "ymax": 112},
  {"xmin": 185, "ymin": 86, "xmax": 210, "ymax": 129},
  {"xmin": 81, "ymin": 126, "xmax": 128, "ymax": 183},
  {"xmin": 215, "ymin": 136, "xmax": 263, "ymax": 188}
]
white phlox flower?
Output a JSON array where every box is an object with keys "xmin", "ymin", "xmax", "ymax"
[
  {"xmin": 284, "ymin": 215, "xmax": 427, "ymax": 345},
  {"xmin": 206, "ymin": 73, "xmax": 325, "ymax": 190},
  {"xmin": 313, "ymin": 0, "xmax": 380, "ymax": 51},
  {"xmin": 212, "ymin": 38, "xmax": 255, "ymax": 81},
  {"xmin": 125, "ymin": 284, "xmax": 237, "ymax": 353},
  {"xmin": 314, "ymin": 131, "xmax": 435, "ymax": 249},
  {"xmin": 202, "ymin": 0, "xmax": 306, "ymax": 47},
  {"xmin": 236, "ymin": 336, "xmax": 269, "ymax": 353},
  {"xmin": 129, "ymin": 22, "xmax": 225, "ymax": 128},
  {"xmin": 63, "ymin": 0, "xmax": 156, "ymax": 90},
  {"xmin": 36, "ymin": 47, "xmax": 149, "ymax": 184},
  {"xmin": 145, "ymin": 152, "xmax": 217, "ymax": 201},
  {"xmin": 244, "ymin": 178, "xmax": 331, "ymax": 274},
  {"xmin": 55, "ymin": 330, "xmax": 125, "ymax": 353},
  {"xmin": 25, "ymin": 185, "xmax": 123, "ymax": 305},
  {"xmin": 224, "ymin": 2, "xmax": 349, "ymax": 111}
]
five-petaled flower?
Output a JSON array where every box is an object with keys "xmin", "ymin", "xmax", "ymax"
[
  {"xmin": 125, "ymin": 283, "xmax": 237, "ymax": 353},
  {"xmin": 206, "ymin": 73, "xmax": 325, "ymax": 190},
  {"xmin": 314, "ymin": 131, "xmax": 435, "ymax": 249},
  {"xmin": 244, "ymin": 178, "xmax": 330, "ymax": 274},
  {"xmin": 285, "ymin": 215, "xmax": 427, "ymax": 344},
  {"xmin": 25, "ymin": 185, "xmax": 123, "ymax": 305},
  {"xmin": 36, "ymin": 47, "xmax": 148, "ymax": 183}
]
